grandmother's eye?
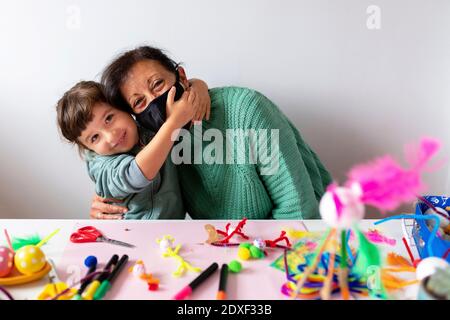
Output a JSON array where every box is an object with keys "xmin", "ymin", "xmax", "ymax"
[
  {"xmin": 153, "ymin": 80, "xmax": 163, "ymax": 89},
  {"xmin": 134, "ymin": 98, "xmax": 143, "ymax": 107}
]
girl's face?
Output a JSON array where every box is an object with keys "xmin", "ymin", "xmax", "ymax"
[
  {"xmin": 78, "ymin": 103, "xmax": 139, "ymax": 156},
  {"xmin": 120, "ymin": 60, "xmax": 189, "ymax": 114}
]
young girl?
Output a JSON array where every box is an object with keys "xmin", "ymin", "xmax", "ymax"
[{"xmin": 56, "ymin": 79, "xmax": 210, "ymax": 219}]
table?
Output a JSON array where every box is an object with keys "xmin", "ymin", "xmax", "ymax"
[{"xmin": 0, "ymin": 219, "xmax": 419, "ymax": 300}]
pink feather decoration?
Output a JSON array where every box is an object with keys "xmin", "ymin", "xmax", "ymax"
[{"xmin": 346, "ymin": 137, "xmax": 441, "ymax": 212}]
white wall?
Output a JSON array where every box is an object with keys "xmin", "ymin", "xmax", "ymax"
[{"xmin": 0, "ymin": 0, "xmax": 449, "ymax": 219}]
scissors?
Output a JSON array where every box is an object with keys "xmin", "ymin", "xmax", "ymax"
[{"xmin": 70, "ymin": 226, "xmax": 135, "ymax": 248}]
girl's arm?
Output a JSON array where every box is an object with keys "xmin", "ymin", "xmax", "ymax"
[
  {"xmin": 88, "ymin": 85, "xmax": 196, "ymax": 219},
  {"xmin": 135, "ymin": 86, "xmax": 196, "ymax": 180}
]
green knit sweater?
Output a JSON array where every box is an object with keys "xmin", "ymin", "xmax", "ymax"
[{"xmin": 177, "ymin": 86, "xmax": 332, "ymax": 220}]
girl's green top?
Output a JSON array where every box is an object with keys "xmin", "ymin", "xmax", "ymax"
[
  {"xmin": 85, "ymin": 128, "xmax": 185, "ymax": 220},
  {"xmin": 177, "ymin": 86, "xmax": 332, "ymax": 220}
]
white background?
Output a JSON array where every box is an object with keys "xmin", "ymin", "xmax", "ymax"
[{"xmin": 0, "ymin": 0, "xmax": 449, "ymax": 219}]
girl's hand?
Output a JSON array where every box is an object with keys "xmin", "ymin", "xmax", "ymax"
[
  {"xmin": 189, "ymin": 79, "xmax": 211, "ymax": 122},
  {"xmin": 89, "ymin": 194, "xmax": 127, "ymax": 220},
  {"xmin": 166, "ymin": 86, "xmax": 196, "ymax": 129}
]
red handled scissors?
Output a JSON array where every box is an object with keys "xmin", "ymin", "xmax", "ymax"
[{"xmin": 70, "ymin": 226, "xmax": 135, "ymax": 248}]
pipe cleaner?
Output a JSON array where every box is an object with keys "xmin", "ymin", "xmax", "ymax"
[
  {"xmin": 215, "ymin": 218, "xmax": 249, "ymax": 244},
  {"xmin": 156, "ymin": 235, "xmax": 201, "ymax": 277},
  {"xmin": 292, "ymin": 137, "xmax": 441, "ymax": 300}
]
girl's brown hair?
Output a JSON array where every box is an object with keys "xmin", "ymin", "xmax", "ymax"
[{"xmin": 56, "ymin": 81, "xmax": 107, "ymax": 154}]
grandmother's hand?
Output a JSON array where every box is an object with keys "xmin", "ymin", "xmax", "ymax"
[
  {"xmin": 89, "ymin": 194, "xmax": 127, "ymax": 220},
  {"xmin": 189, "ymin": 79, "xmax": 211, "ymax": 122}
]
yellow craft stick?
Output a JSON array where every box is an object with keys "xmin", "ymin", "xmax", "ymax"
[
  {"xmin": 293, "ymin": 228, "xmax": 336, "ymax": 297},
  {"xmin": 36, "ymin": 229, "xmax": 60, "ymax": 248}
]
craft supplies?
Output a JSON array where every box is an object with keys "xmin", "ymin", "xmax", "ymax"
[
  {"xmin": 13, "ymin": 228, "xmax": 59, "ymax": 275},
  {"xmin": 0, "ymin": 285, "xmax": 14, "ymax": 300},
  {"xmin": 204, "ymin": 224, "xmax": 220, "ymax": 244},
  {"xmin": 0, "ymin": 247, "xmax": 14, "ymax": 277},
  {"xmin": 214, "ymin": 218, "xmax": 249, "ymax": 244},
  {"xmin": 128, "ymin": 260, "xmax": 160, "ymax": 291},
  {"xmin": 157, "ymin": 235, "xmax": 201, "ymax": 277},
  {"xmin": 401, "ymin": 237, "xmax": 419, "ymax": 267},
  {"xmin": 319, "ymin": 232, "xmax": 336, "ymax": 300},
  {"xmin": 286, "ymin": 229, "xmax": 320, "ymax": 239},
  {"xmin": 284, "ymin": 138, "xmax": 441, "ymax": 300},
  {"xmin": 278, "ymin": 247, "xmax": 369, "ymax": 300},
  {"xmin": 415, "ymin": 257, "xmax": 449, "ymax": 281},
  {"xmin": 37, "ymin": 259, "xmax": 76, "ymax": 300},
  {"xmin": 70, "ymin": 226, "xmax": 135, "ymax": 248},
  {"xmin": 0, "ymin": 229, "xmax": 59, "ymax": 286},
  {"xmin": 11, "ymin": 234, "xmax": 41, "ymax": 251},
  {"xmin": 419, "ymin": 195, "xmax": 450, "ymax": 224},
  {"xmin": 228, "ymin": 260, "xmax": 242, "ymax": 273},
  {"xmin": 376, "ymin": 214, "xmax": 440, "ymax": 258},
  {"xmin": 0, "ymin": 230, "xmax": 14, "ymax": 278},
  {"xmin": 365, "ymin": 229, "xmax": 396, "ymax": 246},
  {"xmin": 292, "ymin": 229, "xmax": 336, "ymax": 297},
  {"xmin": 418, "ymin": 266, "xmax": 450, "ymax": 300},
  {"xmin": 173, "ymin": 262, "xmax": 219, "ymax": 300},
  {"xmin": 94, "ymin": 254, "xmax": 129, "ymax": 300},
  {"xmin": 82, "ymin": 254, "xmax": 119, "ymax": 300},
  {"xmin": 216, "ymin": 264, "xmax": 228, "ymax": 300},
  {"xmin": 73, "ymin": 256, "xmax": 98, "ymax": 300},
  {"xmin": 385, "ymin": 252, "xmax": 415, "ymax": 272},
  {"xmin": 411, "ymin": 196, "xmax": 450, "ymax": 261}
]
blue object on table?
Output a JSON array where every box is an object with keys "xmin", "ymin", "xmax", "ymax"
[{"xmin": 413, "ymin": 195, "xmax": 450, "ymax": 262}]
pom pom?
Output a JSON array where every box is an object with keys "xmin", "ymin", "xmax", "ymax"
[
  {"xmin": 319, "ymin": 185, "xmax": 365, "ymax": 227},
  {"xmin": 253, "ymin": 238, "xmax": 266, "ymax": 250},
  {"xmin": 229, "ymin": 260, "xmax": 242, "ymax": 273},
  {"xmin": 238, "ymin": 247, "xmax": 251, "ymax": 260},
  {"xmin": 148, "ymin": 283, "xmax": 159, "ymax": 291},
  {"xmin": 250, "ymin": 246, "xmax": 264, "ymax": 259},
  {"xmin": 84, "ymin": 255, "xmax": 97, "ymax": 268}
]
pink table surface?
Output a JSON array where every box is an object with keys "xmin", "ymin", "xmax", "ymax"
[{"xmin": 56, "ymin": 220, "xmax": 313, "ymax": 300}]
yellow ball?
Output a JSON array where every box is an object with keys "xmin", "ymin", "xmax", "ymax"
[
  {"xmin": 238, "ymin": 247, "xmax": 251, "ymax": 260},
  {"xmin": 14, "ymin": 245, "xmax": 46, "ymax": 275}
]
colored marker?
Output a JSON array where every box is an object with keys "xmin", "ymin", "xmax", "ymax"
[
  {"xmin": 94, "ymin": 254, "xmax": 129, "ymax": 300},
  {"xmin": 82, "ymin": 254, "xmax": 118, "ymax": 300},
  {"xmin": 73, "ymin": 255, "xmax": 97, "ymax": 300},
  {"xmin": 173, "ymin": 262, "xmax": 218, "ymax": 300},
  {"xmin": 216, "ymin": 264, "xmax": 228, "ymax": 300}
]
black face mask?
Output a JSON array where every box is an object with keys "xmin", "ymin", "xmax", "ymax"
[{"xmin": 135, "ymin": 71, "xmax": 188, "ymax": 132}]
